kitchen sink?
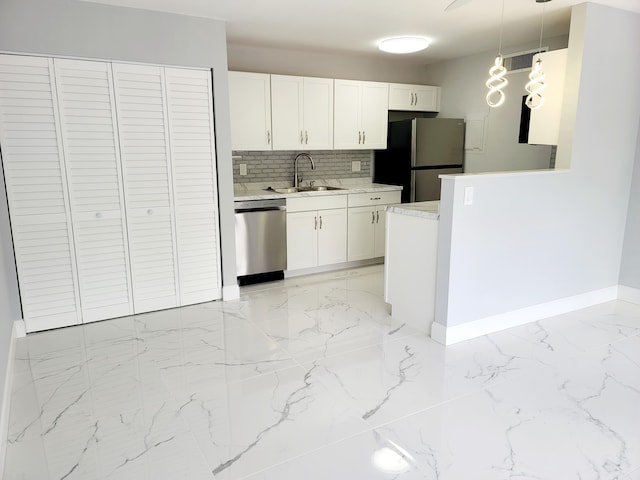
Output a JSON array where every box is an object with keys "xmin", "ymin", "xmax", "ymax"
[
  {"xmin": 299, "ymin": 186, "xmax": 344, "ymax": 191},
  {"xmin": 270, "ymin": 187, "xmax": 301, "ymax": 193},
  {"xmin": 267, "ymin": 186, "xmax": 345, "ymax": 194}
]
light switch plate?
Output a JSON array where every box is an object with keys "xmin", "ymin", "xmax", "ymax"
[
  {"xmin": 352, "ymin": 160, "xmax": 361, "ymax": 172},
  {"xmin": 239, "ymin": 164, "xmax": 247, "ymax": 176},
  {"xmin": 464, "ymin": 186, "xmax": 474, "ymax": 205}
]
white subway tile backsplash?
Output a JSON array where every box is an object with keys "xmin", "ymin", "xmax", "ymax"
[{"xmin": 232, "ymin": 150, "xmax": 372, "ymax": 183}]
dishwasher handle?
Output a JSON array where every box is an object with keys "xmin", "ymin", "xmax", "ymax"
[
  {"xmin": 235, "ymin": 206, "xmax": 286, "ymax": 213},
  {"xmin": 234, "ymin": 198, "xmax": 286, "ymax": 212}
]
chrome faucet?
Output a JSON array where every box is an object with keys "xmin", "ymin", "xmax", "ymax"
[{"xmin": 294, "ymin": 152, "xmax": 315, "ymax": 188}]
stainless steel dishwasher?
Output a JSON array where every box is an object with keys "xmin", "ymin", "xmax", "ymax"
[{"xmin": 234, "ymin": 198, "xmax": 287, "ymax": 285}]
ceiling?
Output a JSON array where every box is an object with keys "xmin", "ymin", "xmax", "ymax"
[{"xmin": 79, "ymin": 0, "xmax": 640, "ymax": 63}]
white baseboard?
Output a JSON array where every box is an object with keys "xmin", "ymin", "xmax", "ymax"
[
  {"xmin": 0, "ymin": 320, "xmax": 23, "ymax": 475},
  {"xmin": 618, "ymin": 285, "xmax": 640, "ymax": 305},
  {"xmin": 222, "ymin": 284, "xmax": 240, "ymax": 301},
  {"xmin": 284, "ymin": 258, "xmax": 382, "ymax": 279},
  {"xmin": 431, "ymin": 286, "xmax": 619, "ymax": 346}
]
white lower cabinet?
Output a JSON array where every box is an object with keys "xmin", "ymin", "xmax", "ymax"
[
  {"xmin": 347, "ymin": 191, "xmax": 401, "ymax": 262},
  {"xmin": 286, "ymin": 196, "xmax": 347, "ymax": 271},
  {"xmin": 0, "ymin": 54, "xmax": 222, "ymax": 332}
]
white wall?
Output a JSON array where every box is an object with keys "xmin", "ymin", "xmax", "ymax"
[
  {"xmin": 620, "ymin": 127, "xmax": 640, "ymax": 289},
  {"xmin": 422, "ymin": 36, "xmax": 568, "ymax": 173},
  {"xmin": 227, "ymin": 43, "xmax": 429, "ymax": 83},
  {"xmin": 0, "ymin": 0, "xmax": 238, "ymax": 293},
  {"xmin": 434, "ymin": 3, "xmax": 640, "ymax": 329}
]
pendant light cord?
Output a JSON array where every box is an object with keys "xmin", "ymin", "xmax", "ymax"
[
  {"xmin": 498, "ymin": 0, "xmax": 505, "ymax": 55},
  {"xmin": 538, "ymin": 2, "xmax": 546, "ymax": 53}
]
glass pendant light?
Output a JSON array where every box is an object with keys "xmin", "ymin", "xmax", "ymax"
[
  {"xmin": 486, "ymin": 0, "xmax": 508, "ymax": 108},
  {"xmin": 526, "ymin": 0, "xmax": 551, "ymax": 109}
]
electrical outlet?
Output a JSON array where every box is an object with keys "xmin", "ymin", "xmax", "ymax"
[
  {"xmin": 239, "ymin": 164, "xmax": 247, "ymax": 176},
  {"xmin": 352, "ymin": 160, "xmax": 361, "ymax": 172}
]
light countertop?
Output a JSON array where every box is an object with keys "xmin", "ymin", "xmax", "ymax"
[
  {"xmin": 386, "ymin": 201, "xmax": 440, "ymax": 220},
  {"xmin": 234, "ymin": 181, "xmax": 402, "ymax": 201}
]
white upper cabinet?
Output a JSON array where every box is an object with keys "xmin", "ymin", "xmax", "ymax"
[
  {"xmin": 271, "ymin": 75, "xmax": 333, "ymax": 150},
  {"xmin": 0, "ymin": 55, "xmax": 82, "ymax": 332},
  {"xmin": 334, "ymin": 80, "xmax": 389, "ymax": 150},
  {"xmin": 53, "ymin": 58, "xmax": 134, "ymax": 323},
  {"xmin": 360, "ymin": 82, "xmax": 390, "ymax": 149},
  {"xmin": 112, "ymin": 63, "xmax": 180, "ymax": 314},
  {"xmin": 228, "ymin": 71, "xmax": 272, "ymax": 151},
  {"xmin": 389, "ymin": 83, "xmax": 441, "ymax": 112},
  {"xmin": 165, "ymin": 67, "xmax": 222, "ymax": 306},
  {"xmin": 528, "ymin": 48, "xmax": 568, "ymax": 146}
]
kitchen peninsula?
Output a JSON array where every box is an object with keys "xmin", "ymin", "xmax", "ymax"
[{"xmin": 384, "ymin": 201, "xmax": 440, "ymax": 333}]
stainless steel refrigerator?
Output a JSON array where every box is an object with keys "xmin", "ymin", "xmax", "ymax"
[{"xmin": 374, "ymin": 118, "xmax": 465, "ymax": 202}]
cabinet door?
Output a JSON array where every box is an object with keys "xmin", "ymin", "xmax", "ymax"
[
  {"xmin": 165, "ymin": 67, "xmax": 222, "ymax": 305},
  {"xmin": 333, "ymin": 79, "xmax": 362, "ymax": 149},
  {"xmin": 228, "ymin": 71, "xmax": 272, "ymax": 151},
  {"xmin": 271, "ymin": 74, "xmax": 303, "ymax": 150},
  {"xmin": 361, "ymin": 82, "xmax": 389, "ymax": 149},
  {"xmin": 286, "ymin": 210, "xmax": 318, "ymax": 270},
  {"xmin": 0, "ymin": 55, "xmax": 82, "ymax": 332},
  {"xmin": 347, "ymin": 206, "xmax": 375, "ymax": 261},
  {"xmin": 54, "ymin": 58, "xmax": 134, "ymax": 323},
  {"xmin": 413, "ymin": 85, "xmax": 440, "ymax": 112},
  {"xmin": 374, "ymin": 206, "xmax": 387, "ymax": 258},
  {"xmin": 112, "ymin": 63, "xmax": 180, "ymax": 314},
  {"xmin": 302, "ymin": 77, "xmax": 333, "ymax": 150},
  {"xmin": 317, "ymin": 208, "xmax": 347, "ymax": 266},
  {"xmin": 388, "ymin": 83, "xmax": 414, "ymax": 110}
]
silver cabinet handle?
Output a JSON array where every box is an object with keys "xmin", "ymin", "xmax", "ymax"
[
  {"xmin": 371, "ymin": 197, "xmax": 381, "ymax": 201},
  {"xmin": 362, "ymin": 131, "xmax": 365, "ymax": 144},
  {"xmin": 414, "ymin": 92, "xmax": 418, "ymax": 105},
  {"xmin": 319, "ymin": 215, "xmax": 323, "ymax": 229},
  {"xmin": 371, "ymin": 211, "xmax": 375, "ymax": 224},
  {"xmin": 376, "ymin": 211, "xmax": 380, "ymax": 223},
  {"xmin": 411, "ymin": 93, "xmax": 414, "ymax": 105},
  {"xmin": 358, "ymin": 131, "xmax": 362, "ymax": 144},
  {"xmin": 300, "ymin": 131, "xmax": 304, "ymax": 144},
  {"xmin": 305, "ymin": 130, "xmax": 308, "ymax": 144},
  {"xmin": 315, "ymin": 216, "xmax": 318, "ymax": 230},
  {"xmin": 267, "ymin": 130, "xmax": 271, "ymax": 144}
]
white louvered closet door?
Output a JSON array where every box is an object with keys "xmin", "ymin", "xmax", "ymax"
[
  {"xmin": 53, "ymin": 59, "xmax": 134, "ymax": 323},
  {"xmin": 164, "ymin": 68, "xmax": 222, "ymax": 305},
  {"xmin": 0, "ymin": 55, "xmax": 82, "ymax": 332},
  {"xmin": 112, "ymin": 63, "xmax": 180, "ymax": 314}
]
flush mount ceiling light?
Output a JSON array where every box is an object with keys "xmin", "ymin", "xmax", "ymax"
[{"xmin": 378, "ymin": 37, "xmax": 430, "ymax": 54}]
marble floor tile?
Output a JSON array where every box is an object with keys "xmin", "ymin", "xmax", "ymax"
[
  {"xmin": 4, "ymin": 264, "xmax": 640, "ymax": 480},
  {"xmin": 243, "ymin": 430, "xmax": 427, "ymax": 480},
  {"xmin": 310, "ymin": 328, "xmax": 562, "ymax": 428},
  {"xmin": 377, "ymin": 342, "xmax": 640, "ymax": 479},
  {"xmin": 625, "ymin": 468, "xmax": 640, "ymax": 480},
  {"xmin": 174, "ymin": 363, "xmax": 371, "ymax": 480},
  {"xmin": 507, "ymin": 300, "xmax": 640, "ymax": 355}
]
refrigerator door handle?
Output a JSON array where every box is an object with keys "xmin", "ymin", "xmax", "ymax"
[{"xmin": 410, "ymin": 169, "xmax": 416, "ymax": 203}]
